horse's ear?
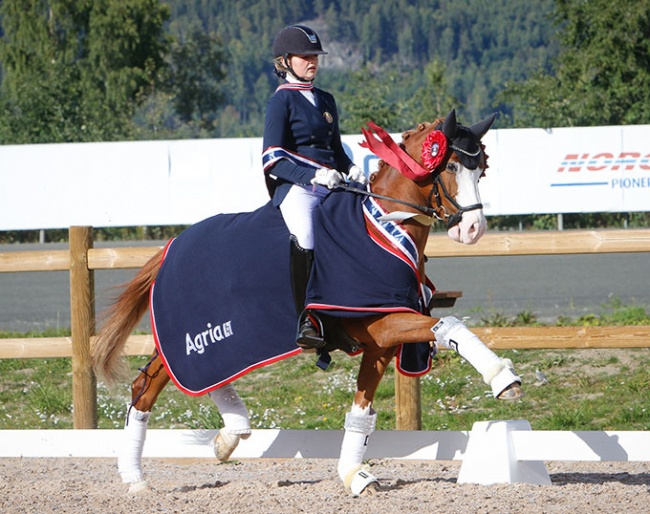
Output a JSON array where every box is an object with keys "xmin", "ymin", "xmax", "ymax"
[
  {"xmin": 441, "ymin": 109, "xmax": 458, "ymax": 139},
  {"xmin": 469, "ymin": 112, "xmax": 497, "ymax": 139}
]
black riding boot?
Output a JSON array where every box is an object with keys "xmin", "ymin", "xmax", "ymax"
[{"xmin": 290, "ymin": 236, "xmax": 325, "ymax": 349}]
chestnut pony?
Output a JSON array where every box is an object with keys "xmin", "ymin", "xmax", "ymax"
[{"xmin": 92, "ymin": 110, "xmax": 522, "ymax": 496}]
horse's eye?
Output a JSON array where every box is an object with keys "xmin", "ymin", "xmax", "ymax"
[{"xmin": 446, "ymin": 162, "xmax": 458, "ymax": 173}]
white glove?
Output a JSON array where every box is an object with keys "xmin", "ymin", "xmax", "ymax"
[
  {"xmin": 311, "ymin": 168, "xmax": 344, "ymax": 189},
  {"xmin": 347, "ymin": 164, "xmax": 367, "ymax": 185}
]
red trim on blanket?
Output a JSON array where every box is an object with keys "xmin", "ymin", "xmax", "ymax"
[
  {"xmin": 149, "ymin": 239, "xmax": 303, "ymax": 396},
  {"xmin": 395, "ymin": 347, "xmax": 433, "ymax": 377},
  {"xmin": 306, "ymin": 302, "xmax": 433, "ymax": 377},
  {"xmin": 306, "ymin": 303, "xmax": 420, "ymax": 315},
  {"xmin": 365, "ymin": 227, "xmax": 419, "ymax": 277}
]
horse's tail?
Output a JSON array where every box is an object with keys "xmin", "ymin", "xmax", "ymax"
[{"xmin": 92, "ymin": 248, "xmax": 164, "ymax": 384}]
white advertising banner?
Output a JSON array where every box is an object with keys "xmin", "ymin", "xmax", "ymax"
[
  {"xmin": 0, "ymin": 138, "xmax": 269, "ymax": 230},
  {"xmin": 1, "ymin": 124, "xmax": 649, "ymax": 230},
  {"xmin": 478, "ymin": 125, "xmax": 650, "ymax": 216}
]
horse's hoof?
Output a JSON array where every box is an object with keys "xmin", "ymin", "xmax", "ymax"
[
  {"xmin": 346, "ymin": 466, "xmax": 380, "ymax": 497},
  {"xmin": 213, "ymin": 428, "xmax": 241, "ymax": 462},
  {"xmin": 128, "ymin": 480, "xmax": 148, "ymax": 494},
  {"xmin": 362, "ymin": 480, "xmax": 380, "ymax": 495},
  {"xmin": 497, "ymin": 382, "xmax": 524, "ymax": 401}
]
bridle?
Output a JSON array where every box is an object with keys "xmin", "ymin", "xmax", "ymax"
[
  {"xmin": 338, "ymin": 168, "xmax": 483, "ymax": 229},
  {"xmin": 356, "ymin": 120, "xmax": 484, "ymax": 229},
  {"xmin": 428, "ymin": 171, "xmax": 484, "ymax": 229}
]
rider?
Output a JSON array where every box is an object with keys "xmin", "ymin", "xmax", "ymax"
[{"xmin": 262, "ymin": 25, "xmax": 366, "ymax": 349}]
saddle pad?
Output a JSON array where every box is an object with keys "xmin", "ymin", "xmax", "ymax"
[
  {"xmin": 150, "ymin": 202, "xmax": 299, "ymax": 395},
  {"xmin": 307, "ymin": 189, "xmax": 434, "ymax": 376}
]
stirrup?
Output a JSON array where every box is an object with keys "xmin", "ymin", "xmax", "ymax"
[{"xmin": 296, "ymin": 311, "xmax": 325, "ymax": 350}]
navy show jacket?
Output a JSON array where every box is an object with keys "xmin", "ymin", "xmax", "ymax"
[{"xmin": 262, "ymin": 86, "xmax": 354, "ymax": 205}]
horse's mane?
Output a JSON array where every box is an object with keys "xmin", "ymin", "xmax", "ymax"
[{"xmin": 400, "ymin": 119, "xmax": 444, "ymax": 144}]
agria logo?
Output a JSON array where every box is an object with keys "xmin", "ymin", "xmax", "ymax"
[{"xmin": 557, "ymin": 153, "xmax": 650, "ymax": 172}]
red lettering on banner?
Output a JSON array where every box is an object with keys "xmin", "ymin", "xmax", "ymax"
[
  {"xmin": 558, "ymin": 152, "xmax": 650, "ymax": 172},
  {"xmin": 642, "ymin": 153, "xmax": 650, "ymax": 171},
  {"xmin": 557, "ymin": 154, "xmax": 578, "ymax": 172},
  {"xmin": 611, "ymin": 152, "xmax": 640, "ymax": 171},
  {"xmin": 586, "ymin": 153, "xmax": 613, "ymax": 171}
]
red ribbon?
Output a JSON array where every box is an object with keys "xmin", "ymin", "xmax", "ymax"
[{"xmin": 359, "ymin": 121, "xmax": 432, "ymax": 181}]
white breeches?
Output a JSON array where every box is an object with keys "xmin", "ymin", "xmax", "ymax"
[{"xmin": 279, "ymin": 184, "xmax": 328, "ymax": 250}]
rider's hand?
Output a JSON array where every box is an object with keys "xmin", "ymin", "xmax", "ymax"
[
  {"xmin": 311, "ymin": 168, "xmax": 344, "ymax": 189},
  {"xmin": 347, "ymin": 164, "xmax": 367, "ymax": 185}
]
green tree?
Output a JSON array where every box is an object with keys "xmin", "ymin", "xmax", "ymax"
[
  {"xmin": 502, "ymin": 0, "xmax": 650, "ymax": 127},
  {"xmin": 165, "ymin": 27, "xmax": 228, "ymax": 131},
  {"xmin": 0, "ymin": 0, "xmax": 170, "ymax": 143},
  {"xmin": 404, "ymin": 59, "xmax": 460, "ymax": 125},
  {"xmin": 337, "ymin": 66, "xmax": 402, "ymax": 134}
]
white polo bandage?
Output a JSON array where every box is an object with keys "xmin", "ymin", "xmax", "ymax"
[
  {"xmin": 432, "ymin": 316, "xmax": 520, "ymax": 396},
  {"xmin": 337, "ymin": 405, "xmax": 377, "ymax": 483},
  {"xmin": 208, "ymin": 383, "xmax": 251, "ymax": 436},
  {"xmin": 118, "ymin": 407, "xmax": 150, "ymax": 484}
]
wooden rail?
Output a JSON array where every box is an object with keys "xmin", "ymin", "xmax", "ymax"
[{"xmin": 1, "ymin": 227, "xmax": 649, "ymax": 429}]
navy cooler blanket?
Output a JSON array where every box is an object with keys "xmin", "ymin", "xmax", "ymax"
[
  {"xmin": 307, "ymin": 189, "xmax": 434, "ymax": 376},
  {"xmin": 150, "ymin": 201, "xmax": 299, "ymax": 395}
]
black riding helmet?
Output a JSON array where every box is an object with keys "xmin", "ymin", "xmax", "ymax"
[
  {"xmin": 273, "ymin": 25, "xmax": 328, "ymax": 57},
  {"xmin": 272, "ymin": 25, "xmax": 327, "ymax": 81}
]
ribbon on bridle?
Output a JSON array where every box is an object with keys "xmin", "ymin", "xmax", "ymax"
[
  {"xmin": 356, "ymin": 119, "xmax": 484, "ymax": 229},
  {"xmin": 360, "ymin": 121, "xmax": 434, "ymax": 182}
]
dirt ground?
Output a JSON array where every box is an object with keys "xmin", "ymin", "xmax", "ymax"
[{"xmin": 2, "ymin": 457, "xmax": 649, "ymax": 513}]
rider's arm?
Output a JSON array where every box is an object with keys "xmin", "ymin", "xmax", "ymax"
[{"xmin": 262, "ymin": 93, "xmax": 320, "ymax": 185}]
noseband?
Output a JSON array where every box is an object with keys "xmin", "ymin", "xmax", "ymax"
[{"xmin": 429, "ymin": 172, "xmax": 484, "ymax": 229}]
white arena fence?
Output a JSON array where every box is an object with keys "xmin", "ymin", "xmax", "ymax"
[{"xmin": 3, "ymin": 422, "xmax": 650, "ymax": 485}]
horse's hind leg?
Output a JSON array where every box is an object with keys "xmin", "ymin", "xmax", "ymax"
[
  {"xmin": 118, "ymin": 352, "xmax": 170, "ymax": 491},
  {"xmin": 208, "ymin": 383, "xmax": 252, "ymax": 461}
]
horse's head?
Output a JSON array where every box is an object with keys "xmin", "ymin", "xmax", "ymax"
[{"xmin": 362, "ymin": 109, "xmax": 495, "ymax": 245}]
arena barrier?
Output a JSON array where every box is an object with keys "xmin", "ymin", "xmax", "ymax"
[{"xmin": 3, "ymin": 421, "xmax": 650, "ymax": 485}]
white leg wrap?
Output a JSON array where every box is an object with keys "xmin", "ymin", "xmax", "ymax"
[
  {"xmin": 347, "ymin": 466, "xmax": 380, "ymax": 497},
  {"xmin": 487, "ymin": 358, "xmax": 521, "ymax": 397},
  {"xmin": 432, "ymin": 316, "xmax": 521, "ymax": 397},
  {"xmin": 209, "ymin": 384, "xmax": 251, "ymax": 461},
  {"xmin": 208, "ymin": 383, "xmax": 251, "ymax": 436},
  {"xmin": 118, "ymin": 407, "xmax": 150, "ymax": 485},
  {"xmin": 337, "ymin": 405, "xmax": 377, "ymax": 486}
]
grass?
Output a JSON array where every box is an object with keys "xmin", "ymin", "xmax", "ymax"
[{"xmin": 1, "ymin": 300, "xmax": 649, "ymax": 432}]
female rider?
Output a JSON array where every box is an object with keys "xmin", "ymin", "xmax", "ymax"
[{"xmin": 262, "ymin": 25, "xmax": 366, "ymax": 348}]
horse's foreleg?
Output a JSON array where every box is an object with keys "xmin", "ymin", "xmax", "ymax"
[
  {"xmin": 359, "ymin": 313, "xmax": 522, "ymax": 399},
  {"xmin": 338, "ymin": 347, "xmax": 397, "ymax": 496},
  {"xmin": 208, "ymin": 383, "xmax": 252, "ymax": 461},
  {"xmin": 431, "ymin": 316, "xmax": 521, "ymax": 399},
  {"xmin": 118, "ymin": 353, "xmax": 170, "ymax": 491}
]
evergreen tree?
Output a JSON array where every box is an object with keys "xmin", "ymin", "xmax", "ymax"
[
  {"xmin": 502, "ymin": 0, "xmax": 650, "ymax": 127},
  {"xmin": 0, "ymin": 0, "xmax": 170, "ymax": 143}
]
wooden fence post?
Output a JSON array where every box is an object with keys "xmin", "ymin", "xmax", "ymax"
[
  {"xmin": 69, "ymin": 226, "xmax": 97, "ymax": 429},
  {"xmin": 395, "ymin": 374, "xmax": 421, "ymax": 430}
]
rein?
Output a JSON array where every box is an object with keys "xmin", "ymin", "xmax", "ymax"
[
  {"xmin": 337, "ymin": 183, "xmax": 437, "ymax": 219},
  {"xmin": 338, "ymin": 175, "xmax": 483, "ymax": 229}
]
